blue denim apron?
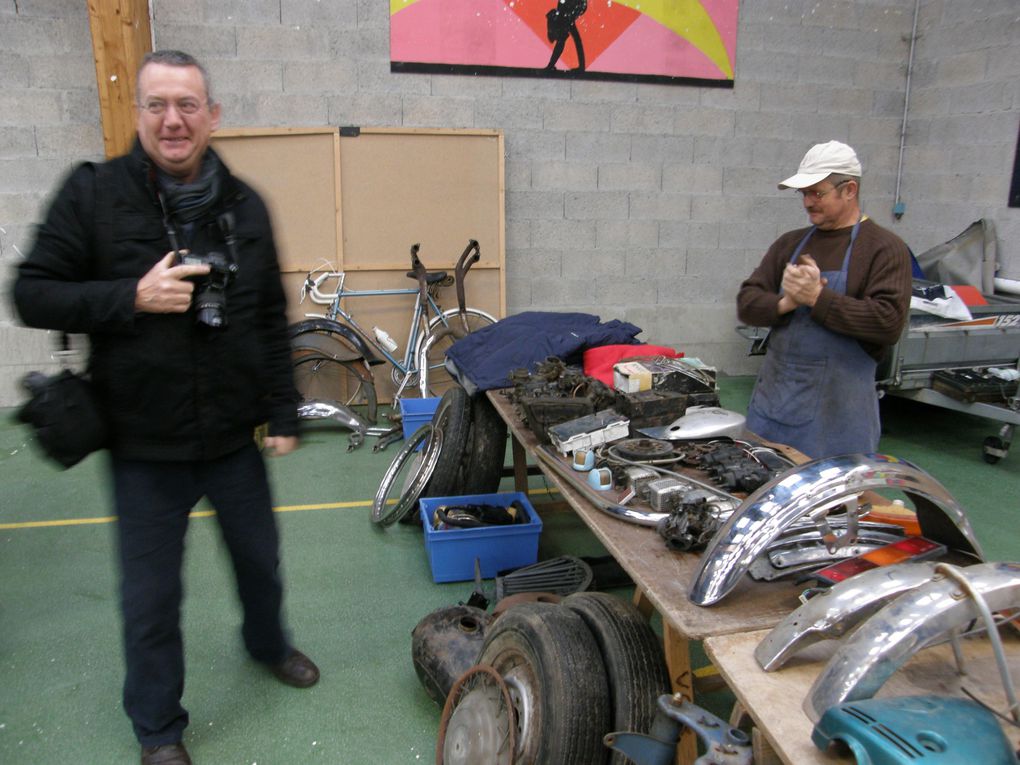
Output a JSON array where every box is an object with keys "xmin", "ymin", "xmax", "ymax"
[{"xmin": 745, "ymin": 220, "xmax": 879, "ymax": 459}]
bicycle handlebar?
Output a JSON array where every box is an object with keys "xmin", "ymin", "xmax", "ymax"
[{"xmin": 302, "ymin": 270, "xmax": 344, "ymax": 305}]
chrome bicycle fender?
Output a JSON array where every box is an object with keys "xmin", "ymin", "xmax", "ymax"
[
  {"xmin": 687, "ymin": 454, "xmax": 984, "ymax": 607},
  {"xmin": 289, "ymin": 317, "xmax": 382, "ymax": 365},
  {"xmin": 754, "ymin": 561, "xmax": 938, "ymax": 671},
  {"xmin": 804, "ymin": 560, "xmax": 1020, "ymax": 721}
]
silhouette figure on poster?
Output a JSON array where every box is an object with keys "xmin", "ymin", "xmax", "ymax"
[{"xmin": 545, "ymin": 0, "xmax": 587, "ymax": 72}]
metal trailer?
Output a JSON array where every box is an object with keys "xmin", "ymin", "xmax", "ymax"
[{"xmin": 876, "ymin": 294, "xmax": 1020, "ymax": 464}]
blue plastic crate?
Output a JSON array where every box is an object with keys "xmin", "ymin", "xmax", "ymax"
[
  {"xmin": 399, "ymin": 397, "xmax": 440, "ymax": 449},
  {"xmin": 419, "ymin": 492, "xmax": 543, "ymax": 583}
]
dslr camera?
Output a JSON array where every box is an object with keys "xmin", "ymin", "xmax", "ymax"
[{"xmin": 180, "ymin": 250, "xmax": 238, "ymax": 328}]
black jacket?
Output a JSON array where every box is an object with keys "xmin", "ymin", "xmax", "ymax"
[{"xmin": 13, "ymin": 141, "xmax": 299, "ymax": 461}]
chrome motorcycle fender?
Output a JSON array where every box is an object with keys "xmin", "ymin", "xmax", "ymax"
[
  {"xmin": 804, "ymin": 560, "xmax": 1020, "ymax": 721},
  {"xmin": 687, "ymin": 454, "xmax": 984, "ymax": 607},
  {"xmin": 754, "ymin": 561, "xmax": 938, "ymax": 670}
]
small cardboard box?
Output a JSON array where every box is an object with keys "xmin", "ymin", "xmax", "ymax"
[
  {"xmin": 613, "ymin": 357, "xmax": 717, "ymax": 395},
  {"xmin": 419, "ymin": 492, "xmax": 543, "ymax": 583}
]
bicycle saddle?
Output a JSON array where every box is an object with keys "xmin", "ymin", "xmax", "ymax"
[{"xmin": 406, "ymin": 270, "xmax": 448, "ymax": 284}]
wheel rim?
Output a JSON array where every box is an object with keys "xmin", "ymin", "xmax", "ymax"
[
  {"xmin": 371, "ymin": 424, "xmax": 443, "ymax": 526},
  {"xmin": 418, "ymin": 310, "xmax": 496, "ymax": 397},
  {"xmin": 437, "ymin": 665, "xmax": 516, "ymax": 765},
  {"xmin": 293, "ymin": 351, "xmax": 366, "ymax": 409}
]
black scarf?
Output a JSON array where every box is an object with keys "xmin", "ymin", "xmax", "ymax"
[{"xmin": 156, "ymin": 152, "xmax": 221, "ymax": 223}]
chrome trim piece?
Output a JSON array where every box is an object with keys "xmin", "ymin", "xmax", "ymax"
[
  {"xmin": 754, "ymin": 561, "xmax": 938, "ymax": 670},
  {"xmin": 688, "ymin": 453, "xmax": 984, "ymax": 606},
  {"xmin": 804, "ymin": 560, "xmax": 1020, "ymax": 721}
]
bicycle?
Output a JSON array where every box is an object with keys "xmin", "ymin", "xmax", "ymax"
[{"xmin": 289, "ymin": 240, "xmax": 497, "ymax": 448}]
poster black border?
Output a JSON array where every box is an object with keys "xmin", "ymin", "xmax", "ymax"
[
  {"xmin": 1010, "ymin": 117, "xmax": 1020, "ymax": 208},
  {"xmin": 391, "ymin": 61, "xmax": 735, "ymax": 89}
]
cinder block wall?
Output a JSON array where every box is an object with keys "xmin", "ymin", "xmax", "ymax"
[{"xmin": 1, "ymin": 0, "xmax": 1017, "ymax": 406}]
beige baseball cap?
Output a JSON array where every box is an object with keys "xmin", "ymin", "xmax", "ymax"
[{"xmin": 778, "ymin": 140, "xmax": 862, "ymax": 189}]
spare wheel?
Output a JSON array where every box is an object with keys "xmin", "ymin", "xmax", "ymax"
[{"xmin": 478, "ymin": 602, "xmax": 611, "ymax": 765}]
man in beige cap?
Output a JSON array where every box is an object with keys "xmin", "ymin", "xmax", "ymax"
[{"xmin": 736, "ymin": 140, "xmax": 912, "ymax": 458}]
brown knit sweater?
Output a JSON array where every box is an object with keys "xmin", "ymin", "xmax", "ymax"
[{"xmin": 736, "ymin": 218, "xmax": 912, "ymax": 359}]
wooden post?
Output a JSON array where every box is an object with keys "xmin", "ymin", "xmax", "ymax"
[{"xmin": 87, "ymin": 0, "xmax": 152, "ymax": 159}]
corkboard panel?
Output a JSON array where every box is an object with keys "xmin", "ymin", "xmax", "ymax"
[
  {"xmin": 211, "ymin": 129, "xmax": 341, "ymax": 274},
  {"xmin": 338, "ymin": 129, "xmax": 504, "ymax": 277}
]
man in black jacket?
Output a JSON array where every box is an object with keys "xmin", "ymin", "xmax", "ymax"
[{"xmin": 13, "ymin": 50, "xmax": 318, "ymax": 765}]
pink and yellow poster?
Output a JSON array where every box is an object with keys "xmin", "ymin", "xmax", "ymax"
[{"xmin": 390, "ymin": 0, "xmax": 738, "ymax": 86}]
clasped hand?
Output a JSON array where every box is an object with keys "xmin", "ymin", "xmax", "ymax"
[
  {"xmin": 781, "ymin": 253, "xmax": 827, "ymax": 307},
  {"xmin": 135, "ymin": 251, "xmax": 211, "ymax": 313}
]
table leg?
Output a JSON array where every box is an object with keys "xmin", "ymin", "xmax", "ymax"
[
  {"xmin": 511, "ymin": 432, "xmax": 529, "ymax": 494},
  {"xmin": 663, "ymin": 622, "xmax": 697, "ymax": 765}
]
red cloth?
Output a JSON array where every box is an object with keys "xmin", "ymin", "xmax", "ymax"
[{"xmin": 582, "ymin": 344, "xmax": 683, "ymax": 387}]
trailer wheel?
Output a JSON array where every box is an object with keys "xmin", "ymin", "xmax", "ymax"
[
  {"xmin": 478, "ymin": 602, "xmax": 611, "ymax": 765},
  {"xmin": 982, "ymin": 435, "xmax": 1007, "ymax": 464},
  {"xmin": 562, "ymin": 592, "xmax": 671, "ymax": 765}
]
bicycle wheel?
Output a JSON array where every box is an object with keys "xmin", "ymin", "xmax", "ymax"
[
  {"xmin": 417, "ymin": 308, "xmax": 496, "ymax": 397},
  {"xmin": 291, "ymin": 333, "xmax": 378, "ymax": 424}
]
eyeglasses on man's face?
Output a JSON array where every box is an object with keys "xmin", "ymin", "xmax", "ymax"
[
  {"xmin": 798, "ymin": 179, "xmax": 852, "ymax": 201},
  {"xmin": 138, "ymin": 98, "xmax": 206, "ymax": 116}
]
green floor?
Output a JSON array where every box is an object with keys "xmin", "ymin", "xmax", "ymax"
[{"xmin": 1, "ymin": 376, "xmax": 1017, "ymax": 764}]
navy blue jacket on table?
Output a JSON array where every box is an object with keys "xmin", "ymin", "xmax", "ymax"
[
  {"xmin": 13, "ymin": 140, "xmax": 299, "ymax": 461},
  {"xmin": 446, "ymin": 310, "xmax": 642, "ymax": 393}
]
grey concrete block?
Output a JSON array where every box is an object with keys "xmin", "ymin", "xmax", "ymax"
[
  {"xmin": 505, "ymin": 160, "xmax": 533, "ymax": 190},
  {"xmin": 29, "ymin": 52, "xmax": 94, "ymax": 89},
  {"xmin": 507, "ymin": 130, "xmax": 566, "ymax": 161},
  {"xmin": 202, "ymin": 0, "xmax": 281, "ymax": 25},
  {"xmin": 948, "ymin": 81, "xmax": 1012, "ymax": 115},
  {"xmin": 636, "ymin": 82, "xmax": 701, "ymax": 107},
  {"xmin": 333, "ymin": 27, "xmax": 390, "ymax": 58},
  {"xmin": 250, "ymin": 93, "xmax": 328, "ymax": 126},
  {"xmin": 401, "ymin": 95, "xmax": 475, "ymax": 129},
  {"xmin": 0, "ymin": 191, "xmax": 47, "ymax": 225},
  {"xmin": 610, "ymin": 105, "xmax": 674, "ymax": 135},
  {"xmin": 531, "ymin": 219, "xmax": 596, "ymax": 250},
  {"xmin": 284, "ymin": 59, "xmax": 358, "ymax": 95},
  {"xmin": 662, "ymin": 164, "xmax": 722, "ymax": 195},
  {"xmin": 562, "ymin": 248, "xmax": 625, "ymax": 280},
  {"xmin": 0, "ymin": 52, "xmax": 30, "ymax": 89},
  {"xmin": 692, "ymin": 136, "xmax": 754, "ymax": 167},
  {"xmin": 734, "ymin": 111, "xmax": 797, "ymax": 140},
  {"xmin": 565, "ymin": 191, "xmax": 629, "ymax": 221},
  {"xmin": 630, "ymin": 135, "xmax": 694, "ymax": 163},
  {"xmin": 60, "ymin": 90, "xmax": 102, "ymax": 127},
  {"xmin": 500, "ymin": 77, "xmax": 571, "ymax": 101},
  {"xmin": 701, "ymin": 79, "xmax": 761, "ymax": 111},
  {"xmin": 150, "ymin": 0, "xmax": 203, "ymax": 24},
  {"xmin": 0, "ymin": 90, "xmax": 62, "ymax": 127},
  {"xmin": 475, "ymin": 99, "xmax": 544, "ymax": 131},
  {"xmin": 629, "ymin": 192, "xmax": 691, "ymax": 222},
  {"xmin": 935, "ymin": 50, "xmax": 990, "ymax": 87},
  {"xmin": 597, "ymin": 163, "xmax": 659, "ymax": 192},
  {"xmin": 505, "ymin": 277, "xmax": 532, "ymax": 310},
  {"xmin": 283, "ymin": 0, "xmax": 359, "ymax": 28},
  {"xmin": 659, "ymin": 221, "xmax": 718, "ymax": 251},
  {"xmin": 596, "ymin": 220, "xmax": 659, "ymax": 250},
  {"xmin": 358, "ymin": 61, "xmax": 432, "ymax": 94},
  {"xmin": 0, "ymin": 17, "xmax": 91, "ymax": 54},
  {"xmin": 506, "ymin": 220, "xmax": 532, "ymax": 250},
  {"xmin": 624, "ymin": 247, "xmax": 685, "ymax": 280},
  {"xmin": 0, "ymin": 158, "xmax": 75, "ymax": 194},
  {"xmin": 506, "ymin": 248, "xmax": 562, "ymax": 281},
  {"xmin": 155, "ymin": 25, "xmax": 239, "ymax": 57},
  {"xmin": 328, "ymin": 92, "xmax": 402, "ymax": 127},
  {"xmin": 531, "ymin": 276, "xmax": 595, "ymax": 307},
  {"xmin": 571, "ymin": 80, "xmax": 640, "ymax": 104},
  {"xmin": 673, "ymin": 107, "xmax": 735, "ymax": 138},
  {"xmin": 35, "ymin": 124, "xmax": 104, "ymax": 159},
  {"xmin": 209, "ymin": 59, "xmax": 284, "ymax": 96},
  {"xmin": 691, "ymin": 196, "xmax": 752, "ymax": 224},
  {"xmin": 565, "ymin": 132, "xmax": 629, "ymax": 163},
  {"xmin": 431, "ymin": 75, "xmax": 503, "ymax": 100},
  {"xmin": 12, "ymin": 0, "xmax": 86, "ymax": 18},
  {"xmin": 506, "ymin": 191, "xmax": 564, "ymax": 220},
  {"xmin": 543, "ymin": 101, "xmax": 611, "ymax": 133},
  {"xmin": 597, "ymin": 275, "xmax": 660, "ymax": 307},
  {"xmin": 532, "ymin": 161, "xmax": 596, "ymax": 192},
  {"xmin": 237, "ymin": 26, "xmax": 331, "ymax": 59},
  {"xmin": 0, "ymin": 127, "xmax": 37, "ymax": 160}
]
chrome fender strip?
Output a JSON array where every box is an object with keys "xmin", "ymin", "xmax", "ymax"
[
  {"xmin": 687, "ymin": 453, "xmax": 984, "ymax": 607},
  {"xmin": 804, "ymin": 560, "xmax": 1020, "ymax": 721},
  {"xmin": 754, "ymin": 561, "xmax": 938, "ymax": 670}
]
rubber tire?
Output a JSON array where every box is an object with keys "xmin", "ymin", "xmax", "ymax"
[
  {"xmin": 461, "ymin": 393, "xmax": 508, "ymax": 495},
  {"xmin": 292, "ymin": 340, "xmax": 378, "ymax": 425},
  {"xmin": 561, "ymin": 592, "xmax": 671, "ymax": 764},
  {"xmin": 478, "ymin": 602, "xmax": 611, "ymax": 765},
  {"xmin": 422, "ymin": 384, "xmax": 472, "ymax": 497}
]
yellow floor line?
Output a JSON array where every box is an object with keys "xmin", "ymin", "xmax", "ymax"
[{"xmin": 0, "ymin": 487, "xmax": 560, "ymax": 530}]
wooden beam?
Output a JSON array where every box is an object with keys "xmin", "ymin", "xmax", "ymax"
[{"xmin": 87, "ymin": 0, "xmax": 152, "ymax": 159}]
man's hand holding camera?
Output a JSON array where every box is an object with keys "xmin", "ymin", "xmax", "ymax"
[{"xmin": 135, "ymin": 251, "xmax": 211, "ymax": 314}]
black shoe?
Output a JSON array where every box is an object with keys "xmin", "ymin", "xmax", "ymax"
[
  {"xmin": 270, "ymin": 649, "xmax": 320, "ymax": 688},
  {"xmin": 141, "ymin": 743, "xmax": 191, "ymax": 765}
]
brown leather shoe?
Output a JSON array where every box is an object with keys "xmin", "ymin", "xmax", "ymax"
[
  {"xmin": 141, "ymin": 743, "xmax": 191, "ymax": 765},
  {"xmin": 270, "ymin": 649, "xmax": 320, "ymax": 688}
]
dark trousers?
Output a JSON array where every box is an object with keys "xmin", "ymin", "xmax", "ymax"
[{"xmin": 112, "ymin": 443, "xmax": 289, "ymax": 746}]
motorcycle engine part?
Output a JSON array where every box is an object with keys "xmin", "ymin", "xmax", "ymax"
[
  {"xmin": 436, "ymin": 664, "xmax": 516, "ymax": 765},
  {"xmin": 548, "ymin": 409, "xmax": 630, "ymax": 455},
  {"xmin": 805, "ymin": 560, "xmax": 1020, "ymax": 721},
  {"xmin": 370, "ymin": 424, "xmax": 442, "ymax": 527},
  {"xmin": 609, "ymin": 437, "xmax": 676, "ymax": 462},
  {"xmin": 494, "ymin": 555, "xmax": 594, "ymax": 600},
  {"xmin": 688, "ymin": 453, "xmax": 984, "ymax": 607},
  {"xmin": 588, "ymin": 467, "xmax": 614, "ymax": 490},
  {"xmin": 755, "ymin": 561, "xmax": 940, "ymax": 671},
  {"xmin": 572, "ymin": 448, "xmax": 596, "ymax": 471},
  {"xmin": 646, "ymin": 477, "xmax": 691, "ymax": 513},
  {"xmin": 812, "ymin": 695, "xmax": 1018, "ymax": 764},
  {"xmin": 636, "ymin": 406, "xmax": 747, "ymax": 441},
  {"xmin": 656, "ymin": 495, "xmax": 726, "ymax": 553},
  {"xmin": 604, "ymin": 694, "xmax": 752, "ymax": 765},
  {"xmin": 411, "ymin": 604, "xmax": 494, "ymax": 706}
]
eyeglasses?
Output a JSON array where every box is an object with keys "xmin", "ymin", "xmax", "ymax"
[
  {"xmin": 798, "ymin": 179, "xmax": 851, "ymax": 201},
  {"xmin": 138, "ymin": 98, "xmax": 205, "ymax": 116}
]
